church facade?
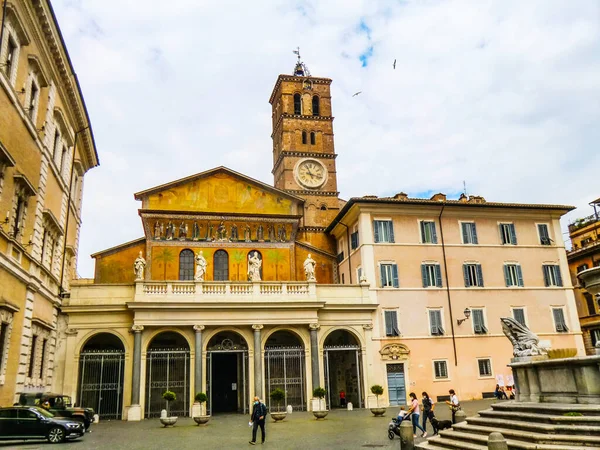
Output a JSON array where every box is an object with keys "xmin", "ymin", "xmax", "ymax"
[{"xmin": 54, "ymin": 62, "xmax": 583, "ymax": 420}]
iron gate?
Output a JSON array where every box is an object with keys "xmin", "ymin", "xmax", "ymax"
[
  {"xmin": 324, "ymin": 345, "xmax": 363, "ymax": 409},
  {"xmin": 206, "ymin": 350, "xmax": 249, "ymax": 415},
  {"xmin": 265, "ymin": 347, "xmax": 305, "ymax": 411},
  {"xmin": 145, "ymin": 348, "xmax": 190, "ymax": 418},
  {"xmin": 78, "ymin": 350, "xmax": 124, "ymax": 420}
]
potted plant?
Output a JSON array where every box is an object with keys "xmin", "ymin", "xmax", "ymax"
[
  {"xmin": 160, "ymin": 390, "xmax": 178, "ymax": 427},
  {"xmin": 193, "ymin": 392, "xmax": 210, "ymax": 425},
  {"xmin": 269, "ymin": 388, "xmax": 287, "ymax": 421},
  {"xmin": 370, "ymin": 385, "xmax": 386, "ymax": 416},
  {"xmin": 312, "ymin": 387, "xmax": 328, "ymax": 419}
]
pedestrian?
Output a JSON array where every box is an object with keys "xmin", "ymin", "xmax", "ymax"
[
  {"xmin": 249, "ymin": 396, "xmax": 267, "ymax": 445},
  {"xmin": 421, "ymin": 392, "xmax": 436, "ymax": 435},
  {"xmin": 445, "ymin": 389, "xmax": 460, "ymax": 424},
  {"xmin": 339, "ymin": 390, "xmax": 346, "ymax": 408},
  {"xmin": 407, "ymin": 392, "xmax": 427, "ymax": 438}
]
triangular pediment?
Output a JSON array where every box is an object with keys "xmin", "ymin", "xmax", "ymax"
[{"xmin": 134, "ymin": 166, "xmax": 304, "ymax": 216}]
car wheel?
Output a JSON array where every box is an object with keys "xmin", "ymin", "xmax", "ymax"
[
  {"xmin": 388, "ymin": 430, "xmax": 395, "ymax": 440},
  {"xmin": 47, "ymin": 427, "xmax": 65, "ymax": 444}
]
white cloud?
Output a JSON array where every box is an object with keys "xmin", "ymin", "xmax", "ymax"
[{"xmin": 50, "ymin": 0, "xmax": 600, "ymax": 276}]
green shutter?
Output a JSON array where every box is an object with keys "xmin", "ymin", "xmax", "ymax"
[
  {"xmin": 554, "ymin": 266, "xmax": 563, "ymax": 287},
  {"xmin": 388, "ymin": 221, "xmax": 395, "ymax": 243},
  {"xmin": 431, "ymin": 222, "xmax": 438, "ymax": 244},
  {"xmin": 380, "ymin": 264, "xmax": 385, "ymax": 287},
  {"xmin": 503, "ymin": 265, "xmax": 511, "ymax": 287},
  {"xmin": 392, "ymin": 264, "xmax": 399, "ymax": 288},
  {"xmin": 463, "ymin": 265, "xmax": 470, "ymax": 287},
  {"xmin": 374, "ymin": 221, "xmax": 380, "ymax": 243},
  {"xmin": 516, "ymin": 265, "xmax": 524, "ymax": 287},
  {"xmin": 421, "ymin": 264, "xmax": 428, "ymax": 288},
  {"xmin": 542, "ymin": 265, "xmax": 550, "ymax": 287},
  {"xmin": 476, "ymin": 264, "xmax": 484, "ymax": 287},
  {"xmin": 435, "ymin": 265, "xmax": 443, "ymax": 287},
  {"xmin": 509, "ymin": 224, "xmax": 517, "ymax": 245},
  {"xmin": 471, "ymin": 223, "xmax": 478, "ymax": 244}
]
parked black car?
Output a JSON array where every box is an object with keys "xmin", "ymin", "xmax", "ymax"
[
  {"xmin": 0, "ymin": 406, "xmax": 85, "ymax": 443},
  {"xmin": 18, "ymin": 392, "xmax": 94, "ymax": 430}
]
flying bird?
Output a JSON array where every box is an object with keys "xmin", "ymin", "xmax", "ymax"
[
  {"xmin": 393, "ymin": 59, "xmax": 396, "ymax": 69},
  {"xmin": 352, "ymin": 91, "xmax": 362, "ymax": 97}
]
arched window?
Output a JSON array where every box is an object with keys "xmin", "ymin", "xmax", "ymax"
[
  {"xmin": 294, "ymin": 93, "xmax": 302, "ymax": 115},
  {"xmin": 302, "ymin": 131, "xmax": 307, "ymax": 144},
  {"xmin": 179, "ymin": 249, "xmax": 194, "ymax": 280},
  {"xmin": 214, "ymin": 249, "xmax": 229, "ymax": 281},
  {"xmin": 312, "ymin": 96, "xmax": 320, "ymax": 116},
  {"xmin": 310, "ymin": 132, "xmax": 316, "ymax": 145}
]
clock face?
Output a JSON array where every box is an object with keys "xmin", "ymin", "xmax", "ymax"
[{"xmin": 296, "ymin": 159, "xmax": 327, "ymax": 189}]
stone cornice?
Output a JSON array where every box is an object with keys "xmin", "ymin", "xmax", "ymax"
[
  {"xmin": 285, "ymin": 190, "xmax": 339, "ymax": 197},
  {"xmin": 271, "ymin": 113, "xmax": 334, "ymax": 139},
  {"xmin": 269, "ymin": 74, "xmax": 332, "ymax": 104},
  {"xmin": 272, "ymin": 151, "xmax": 337, "ymax": 174}
]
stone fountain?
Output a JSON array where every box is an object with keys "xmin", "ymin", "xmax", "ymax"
[{"xmin": 579, "ymin": 266, "xmax": 600, "ymax": 356}]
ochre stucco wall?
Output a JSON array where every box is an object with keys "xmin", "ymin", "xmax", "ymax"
[{"xmin": 94, "ymin": 242, "xmax": 146, "ymax": 284}]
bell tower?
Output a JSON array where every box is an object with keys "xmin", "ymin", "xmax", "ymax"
[{"xmin": 269, "ymin": 54, "xmax": 339, "ymax": 252}]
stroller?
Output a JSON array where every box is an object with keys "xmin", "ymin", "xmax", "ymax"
[{"xmin": 388, "ymin": 413, "xmax": 411, "ymax": 440}]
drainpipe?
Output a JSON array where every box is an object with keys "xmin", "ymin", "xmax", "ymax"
[
  {"xmin": 439, "ymin": 203, "xmax": 458, "ymax": 366},
  {"xmin": 0, "ymin": 0, "xmax": 7, "ymax": 54},
  {"xmin": 59, "ymin": 126, "xmax": 89, "ymax": 296},
  {"xmin": 339, "ymin": 222, "xmax": 352, "ymax": 284}
]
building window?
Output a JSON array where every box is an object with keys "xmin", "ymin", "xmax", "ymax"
[
  {"xmin": 336, "ymin": 251, "xmax": 344, "ymax": 264},
  {"xmin": 179, "ymin": 249, "xmax": 195, "ymax": 280},
  {"xmin": 310, "ymin": 132, "xmax": 316, "ymax": 145},
  {"xmin": 28, "ymin": 335, "xmax": 37, "ymax": 378},
  {"xmin": 294, "ymin": 93, "xmax": 302, "ymax": 115},
  {"xmin": 472, "ymin": 309, "xmax": 488, "ymax": 334},
  {"xmin": 380, "ymin": 263, "xmax": 399, "ymax": 288},
  {"xmin": 552, "ymin": 307, "xmax": 568, "ymax": 332},
  {"xmin": 39, "ymin": 339, "xmax": 47, "ymax": 379},
  {"xmin": 499, "ymin": 223, "xmax": 517, "ymax": 245},
  {"xmin": 543, "ymin": 264, "xmax": 563, "ymax": 287},
  {"xmin": 512, "ymin": 308, "xmax": 526, "ymax": 326},
  {"xmin": 429, "ymin": 309, "xmax": 444, "ymax": 336},
  {"xmin": 384, "ymin": 310, "xmax": 400, "ymax": 337},
  {"xmin": 538, "ymin": 224, "xmax": 551, "ymax": 245},
  {"xmin": 584, "ymin": 293, "xmax": 596, "ymax": 316},
  {"xmin": 12, "ymin": 194, "xmax": 27, "ymax": 238},
  {"xmin": 421, "ymin": 263, "xmax": 442, "ymax": 288},
  {"xmin": 27, "ymin": 79, "xmax": 39, "ymax": 121},
  {"xmin": 373, "ymin": 220, "xmax": 394, "ymax": 243},
  {"xmin": 504, "ymin": 264, "xmax": 524, "ymax": 287},
  {"xmin": 213, "ymin": 249, "xmax": 229, "ymax": 281},
  {"xmin": 341, "ymin": 273, "xmax": 345, "ymax": 284},
  {"xmin": 312, "ymin": 95, "xmax": 320, "ymax": 116},
  {"xmin": 478, "ymin": 359, "xmax": 492, "ymax": 377},
  {"xmin": 433, "ymin": 360, "xmax": 448, "ymax": 379},
  {"xmin": 302, "ymin": 131, "xmax": 307, "ymax": 144},
  {"xmin": 350, "ymin": 231, "xmax": 359, "ymax": 250},
  {"xmin": 60, "ymin": 146, "xmax": 69, "ymax": 174},
  {"xmin": 577, "ymin": 264, "xmax": 589, "ymax": 273},
  {"xmin": 461, "ymin": 222, "xmax": 478, "ymax": 244},
  {"xmin": 591, "ymin": 329, "xmax": 600, "ymax": 347},
  {"xmin": 463, "ymin": 263, "xmax": 484, "ymax": 287},
  {"xmin": 2, "ymin": 36, "xmax": 18, "ymax": 84},
  {"xmin": 0, "ymin": 322, "xmax": 10, "ymax": 378},
  {"xmin": 420, "ymin": 220, "xmax": 438, "ymax": 244},
  {"xmin": 52, "ymin": 129, "xmax": 61, "ymax": 159}
]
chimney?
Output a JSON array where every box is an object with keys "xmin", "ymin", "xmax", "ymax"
[
  {"xmin": 394, "ymin": 192, "xmax": 408, "ymax": 200},
  {"xmin": 458, "ymin": 193, "xmax": 468, "ymax": 202},
  {"xmin": 430, "ymin": 193, "xmax": 447, "ymax": 202},
  {"xmin": 468, "ymin": 195, "xmax": 486, "ymax": 204}
]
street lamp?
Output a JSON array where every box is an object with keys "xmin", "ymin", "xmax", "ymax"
[{"xmin": 457, "ymin": 308, "xmax": 471, "ymax": 326}]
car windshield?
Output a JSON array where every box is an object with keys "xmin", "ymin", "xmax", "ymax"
[
  {"xmin": 34, "ymin": 407, "xmax": 55, "ymax": 418},
  {"xmin": 61, "ymin": 396, "xmax": 73, "ymax": 407}
]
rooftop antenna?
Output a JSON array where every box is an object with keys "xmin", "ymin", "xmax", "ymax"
[
  {"xmin": 292, "ymin": 46, "xmax": 311, "ymax": 77},
  {"xmin": 463, "ymin": 180, "xmax": 467, "ymax": 196}
]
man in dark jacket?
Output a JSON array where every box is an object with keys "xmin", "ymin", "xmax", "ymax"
[{"xmin": 249, "ymin": 396, "xmax": 267, "ymax": 445}]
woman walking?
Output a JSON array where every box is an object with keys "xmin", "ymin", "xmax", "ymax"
[
  {"xmin": 421, "ymin": 392, "xmax": 436, "ymax": 435},
  {"xmin": 407, "ymin": 392, "xmax": 427, "ymax": 438},
  {"xmin": 445, "ymin": 389, "xmax": 460, "ymax": 424}
]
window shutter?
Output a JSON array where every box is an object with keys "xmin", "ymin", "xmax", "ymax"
[
  {"xmin": 436, "ymin": 310, "xmax": 444, "ymax": 334},
  {"xmin": 509, "ymin": 224, "xmax": 517, "ymax": 245},
  {"xmin": 463, "ymin": 264, "xmax": 470, "ymax": 287},
  {"xmin": 471, "ymin": 223, "xmax": 479, "ymax": 244},
  {"xmin": 388, "ymin": 221, "xmax": 395, "ymax": 243},
  {"xmin": 513, "ymin": 309, "xmax": 525, "ymax": 326},
  {"xmin": 476, "ymin": 264, "xmax": 484, "ymax": 287},
  {"xmin": 553, "ymin": 308, "xmax": 567, "ymax": 331},
  {"xmin": 542, "ymin": 265, "xmax": 550, "ymax": 287},
  {"xmin": 392, "ymin": 264, "xmax": 399, "ymax": 288},
  {"xmin": 380, "ymin": 265, "xmax": 385, "ymax": 287},
  {"xmin": 420, "ymin": 221, "xmax": 426, "ymax": 243},
  {"xmin": 373, "ymin": 221, "xmax": 380, "ymax": 243},
  {"xmin": 385, "ymin": 311, "xmax": 393, "ymax": 336},
  {"xmin": 516, "ymin": 265, "xmax": 524, "ymax": 287},
  {"xmin": 429, "ymin": 310, "xmax": 437, "ymax": 335},
  {"xmin": 555, "ymin": 266, "xmax": 563, "ymax": 287},
  {"xmin": 499, "ymin": 224, "xmax": 505, "ymax": 244},
  {"xmin": 461, "ymin": 223, "xmax": 469, "ymax": 243},
  {"xmin": 391, "ymin": 310, "xmax": 399, "ymax": 335},
  {"xmin": 421, "ymin": 264, "xmax": 428, "ymax": 288},
  {"xmin": 435, "ymin": 265, "xmax": 443, "ymax": 287},
  {"xmin": 503, "ymin": 265, "xmax": 511, "ymax": 287},
  {"xmin": 431, "ymin": 223, "xmax": 438, "ymax": 244}
]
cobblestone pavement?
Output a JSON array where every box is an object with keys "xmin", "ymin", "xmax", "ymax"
[{"xmin": 0, "ymin": 400, "xmax": 497, "ymax": 450}]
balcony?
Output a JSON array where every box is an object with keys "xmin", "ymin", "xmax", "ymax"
[{"xmin": 569, "ymin": 214, "xmax": 600, "ymax": 233}]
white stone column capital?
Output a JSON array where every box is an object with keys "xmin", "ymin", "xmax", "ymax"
[
  {"xmin": 252, "ymin": 324, "xmax": 264, "ymax": 331},
  {"xmin": 362, "ymin": 323, "xmax": 373, "ymax": 331},
  {"xmin": 193, "ymin": 325, "xmax": 205, "ymax": 332},
  {"xmin": 309, "ymin": 323, "xmax": 320, "ymax": 331},
  {"xmin": 131, "ymin": 325, "xmax": 144, "ymax": 333}
]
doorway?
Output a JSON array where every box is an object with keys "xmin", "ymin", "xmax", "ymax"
[
  {"xmin": 387, "ymin": 363, "xmax": 407, "ymax": 406},
  {"xmin": 211, "ymin": 353, "xmax": 241, "ymax": 413},
  {"xmin": 324, "ymin": 330, "xmax": 363, "ymax": 409}
]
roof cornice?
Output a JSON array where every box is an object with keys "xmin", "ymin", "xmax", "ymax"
[{"xmin": 269, "ymin": 74, "xmax": 332, "ymax": 104}]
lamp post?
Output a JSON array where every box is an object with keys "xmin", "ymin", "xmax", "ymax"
[{"xmin": 457, "ymin": 308, "xmax": 471, "ymax": 326}]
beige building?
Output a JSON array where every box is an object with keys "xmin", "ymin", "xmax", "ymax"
[
  {"xmin": 51, "ymin": 58, "xmax": 584, "ymax": 420},
  {"xmin": 0, "ymin": 0, "xmax": 98, "ymax": 406}
]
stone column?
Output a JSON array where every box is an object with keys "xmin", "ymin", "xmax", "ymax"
[
  {"xmin": 309, "ymin": 323, "xmax": 320, "ymax": 392},
  {"xmin": 252, "ymin": 324, "xmax": 263, "ymax": 399},
  {"xmin": 193, "ymin": 325, "xmax": 205, "ymax": 395},
  {"xmin": 127, "ymin": 325, "xmax": 144, "ymax": 421}
]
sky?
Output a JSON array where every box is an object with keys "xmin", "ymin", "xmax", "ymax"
[{"xmin": 50, "ymin": 0, "xmax": 600, "ymax": 278}]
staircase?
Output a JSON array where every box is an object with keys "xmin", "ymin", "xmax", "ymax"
[{"xmin": 417, "ymin": 401, "xmax": 600, "ymax": 450}]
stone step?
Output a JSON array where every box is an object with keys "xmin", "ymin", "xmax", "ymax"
[
  {"xmin": 491, "ymin": 401, "xmax": 600, "ymax": 416},
  {"xmin": 436, "ymin": 430, "xmax": 594, "ymax": 449},
  {"xmin": 453, "ymin": 421, "xmax": 600, "ymax": 446},
  {"xmin": 415, "ymin": 436, "xmax": 487, "ymax": 450},
  {"xmin": 466, "ymin": 415, "xmax": 600, "ymax": 436},
  {"xmin": 478, "ymin": 408, "xmax": 600, "ymax": 426}
]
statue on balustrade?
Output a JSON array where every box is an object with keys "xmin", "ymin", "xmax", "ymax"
[
  {"xmin": 134, "ymin": 251, "xmax": 146, "ymax": 280},
  {"xmin": 267, "ymin": 224, "xmax": 275, "ymax": 242},
  {"xmin": 192, "ymin": 222, "xmax": 201, "ymax": 241},
  {"xmin": 217, "ymin": 221, "xmax": 227, "ymax": 241},
  {"xmin": 501, "ymin": 317, "xmax": 547, "ymax": 357},
  {"xmin": 231, "ymin": 223, "xmax": 239, "ymax": 241},
  {"xmin": 206, "ymin": 222, "xmax": 214, "ymax": 241},
  {"xmin": 278, "ymin": 224, "xmax": 287, "ymax": 242},
  {"xmin": 195, "ymin": 251, "xmax": 207, "ymax": 281},
  {"xmin": 154, "ymin": 221, "xmax": 161, "ymax": 240},
  {"xmin": 257, "ymin": 224, "xmax": 264, "ymax": 242},
  {"xmin": 244, "ymin": 224, "xmax": 252, "ymax": 242},
  {"xmin": 166, "ymin": 221, "xmax": 174, "ymax": 240},
  {"xmin": 248, "ymin": 251, "xmax": 262, "ymax": 281},
  {"xmin": 179, "ymin": 222, "xmax": 187, "ymax": 240},
  {"xmin": 304, "ymin": 253, "xmax": 316, "ymax": 282}
]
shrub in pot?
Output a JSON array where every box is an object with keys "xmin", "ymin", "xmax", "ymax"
[
  {"xmin": 269, "ymin": 388, "xmax": 287, "ymax": 421},
  {"xmin": 160, "ymin": 391, "xmax": 178, "ymax": 427},
  {"xmin": 193, "ymin": 392, "xmax": 210, "ymax": 425},
  {"xmin": 370, "ymin": 385, "xmax": 386, "ymax": 417},
  {"xmin": 312, "ymin": 387, "xmax": 328, "ymax": 419}
]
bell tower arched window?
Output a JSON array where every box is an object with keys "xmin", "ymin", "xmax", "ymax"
[
  {"xmin": 294, "ymin": 94, "xmax": 302, "ymax": 115},
  {"xmin": 179, "ymin": 249, "xmax": 194, "ymax": 280},
  {"xmin": 312, "ymin": 96, "xmax": 320, "ymax": 116},
  {"xmin": 310, "ymin": 132, "xmax": 316, "ymax": 145},
  {"xmin": 213, "ymin": 250, "xmax": 229, "ymax": 281},
  {"xmin": 302, "ymin": 131, "xmax": 307, "ymax": 144}
]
